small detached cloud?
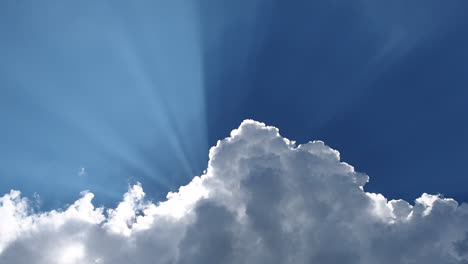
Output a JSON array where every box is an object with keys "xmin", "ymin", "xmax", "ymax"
[
  {"xmin": 1, "ymin": 120, "xmax": 468, "ymax": 263},
  {"xmin": 78, "ymin": 168, "xmax": 87, "ymax": 177}
]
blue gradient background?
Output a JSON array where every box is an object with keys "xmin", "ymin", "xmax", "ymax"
[{"xmin": 1, "ymin": 0, "xmax": 467, "ymax": 208}]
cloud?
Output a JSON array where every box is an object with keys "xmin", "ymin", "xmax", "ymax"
[
  {"xmin": 1, "ymin": 120, "xmax": 468, "ymax": 263},
  {"xmin": 78, "ymin": 168, "xmax": 86, "ymax": 177}
]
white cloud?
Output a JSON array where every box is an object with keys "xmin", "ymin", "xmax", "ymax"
[
  {"xmin": 1, "ymin": 120, "xmax": 468, "ymax": 263},
  {"xmin": 78, "ymin": 168, "xmax": 87, "ymax": 177}
]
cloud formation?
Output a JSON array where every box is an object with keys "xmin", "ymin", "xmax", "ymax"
[{"xmin": 1, "ymin": 120, "xmax": 468, "ymax": 263}]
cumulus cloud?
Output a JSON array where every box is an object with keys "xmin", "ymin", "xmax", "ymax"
[{"xmin": 1, "ymin": 120, "xmax": 468, "ymax": 263}]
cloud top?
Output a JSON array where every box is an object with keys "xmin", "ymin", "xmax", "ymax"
[{"xmin": 1, "ymin": 120, "xmax": 468, "ymax": 263}]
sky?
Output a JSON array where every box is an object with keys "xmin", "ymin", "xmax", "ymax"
[
  {"xmin": 1, "ymin": 0, "xmax": 468, "ymax": 213},
  {"xmin": 2, "ymin": 2, "xmax": 468, "ymax": 263}
]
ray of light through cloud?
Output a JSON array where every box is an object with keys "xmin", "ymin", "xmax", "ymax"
[
  {"xmin": 0, "ymin": 1, "xmax": 209, "ymax": 207},
  {"xmin": 1, "ymin": 0, "xmax": 468, "ymax": 247}
]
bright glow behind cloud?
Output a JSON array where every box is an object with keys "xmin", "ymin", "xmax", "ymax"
[{"xmin": 1, "ymin": 120, "xmax": 468, "ymax": 263}]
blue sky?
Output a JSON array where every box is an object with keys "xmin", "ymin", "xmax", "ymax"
[{"xmin": 1, "ymin": 0, "xmax": 468, "ymax": 209}]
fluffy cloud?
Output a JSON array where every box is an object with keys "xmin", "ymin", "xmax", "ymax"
[{"xmin": 1, "ymin": 120, "xmax": 468, "ymax": 263}]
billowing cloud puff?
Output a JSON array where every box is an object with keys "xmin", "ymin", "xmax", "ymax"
[{"xmin": 1, "ymin": 120, "xmax": 468, "ymax": 263}]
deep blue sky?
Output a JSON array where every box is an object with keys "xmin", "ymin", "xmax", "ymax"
[{"xmin": 1, "ymin": 0, "xmax": 467, "ymax": 208}]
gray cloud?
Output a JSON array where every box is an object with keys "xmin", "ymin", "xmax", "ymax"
[{"xmin": 1, "ymin": 120, "xmax": 468, "ymax": 263}]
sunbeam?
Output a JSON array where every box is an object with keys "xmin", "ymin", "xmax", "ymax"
[{"xmin": 0, "ymin": 1, "xmax": 209, "ymax": 207}]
